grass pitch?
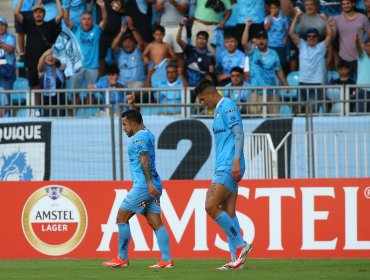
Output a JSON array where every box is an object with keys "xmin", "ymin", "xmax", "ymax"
[{"xmin": 0, "ymin": 259, "xmax": 369, "ymax": 280}]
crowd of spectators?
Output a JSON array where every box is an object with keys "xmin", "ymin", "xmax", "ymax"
[{"xmin": 0, "ymin": 0, "xmax": 370, "ymax": 116}]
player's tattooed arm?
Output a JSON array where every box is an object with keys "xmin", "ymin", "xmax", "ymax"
[
  {"xmin": 140, "ymin": 152, "xmax": 159, "ymax": 197},
  {"xmin": 140, "ymin": 152, "xmax": 152, "ymax": 182}
]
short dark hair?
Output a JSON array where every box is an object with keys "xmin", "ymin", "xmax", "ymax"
[
  {"xmin": 224, "ymin": 32, "xmax": 237, "ymax": 41},
  {"xmin": 268, "ymin": 0, "xmax": 281, "ymax": 7},
  {"xmin": 121, "ymin": 110, "xmax": 143, "ymax": 124},
  {"xmin": 166, "ymin": 61, "xmax": 179, "ymax": 70},
  {"xmin": 153, "ymin": 25, "xmax": 165, "ymax": 34},
  {"xmin": 337, "ymin": 60, "xmax": 350, "ymax": 69},
  {"xmin": 105, "ymin": 63, "xmax": 119, "ymax": 75},
  {"xmin": 194, "ymin": 78, "xmax": 216, "ymax": 97},
  {"xmin": 230, "ymin": 66, "xmax": 244, "ymax": 75},
  {"xmin": 196, "ymin": 31, "xmax": 209, "ymax": 40}
]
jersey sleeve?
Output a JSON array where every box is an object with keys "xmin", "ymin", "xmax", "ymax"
[
  {"xmin": 133, "ymin": 133, "xmax": 149, "ymax": 157},
  {"xmin": 223, "ymin": 100, "xmax": 242, "ymax": 129}
]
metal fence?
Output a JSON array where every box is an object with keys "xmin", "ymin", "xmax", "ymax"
[
  {"xmin": 1, "ymin": 84, "xmax": 370, "ymax": 118},
  {"xmin": 244, "ymin": 130, "xmax": 370, "ymax": 179},
  {"xmin": 1, "ymin": 85, "xmax": 370, "ymax": 180}
]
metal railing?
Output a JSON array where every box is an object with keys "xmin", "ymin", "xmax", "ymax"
[
  {"xmin": 247, "ymin": 130, "xmax": 370, "ymax": 179},
  {"xmin": 1, "ymin": 84, "xmax": 370, "ymax": 118}
]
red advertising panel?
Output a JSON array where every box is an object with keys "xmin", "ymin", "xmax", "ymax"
[{"xmin": 1, "ymin": 179, "xmax": 370, "ymax": 259}]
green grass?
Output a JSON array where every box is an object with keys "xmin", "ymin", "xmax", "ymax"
[{"xmin": 0, "ymin": 259, "xmax": 369, "ymax": 280}]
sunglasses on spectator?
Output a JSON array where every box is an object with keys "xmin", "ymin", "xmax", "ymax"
[
  {"xmin": 231, "ymin": 74, "xmax": 242, "ymax": 78},
  {"xmin": 307, "ymin": 34, "xmax": 318, "ymax": 38}
]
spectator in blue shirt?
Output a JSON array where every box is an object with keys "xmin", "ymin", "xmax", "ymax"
[
  {"xmin": 0, "ymin": 17, "xmax": 16, "ymax": 91},
  {"xmin": 63, "ymin": 0, "xmax": 108, "ymax": 106},
  {"xmin": 223, "ymin": 66, "xmax": 250, "ymax": 113},
  {"xmin": 242, "ymin": 22, "xmax": 288, "ymax": 115},
  {"xmin": 88, "ymin": 64, "xmax": 128, "ymax": 113},
  {"xmin": 264, "ymin": 0, "xmax": 289, "ymax": 75},
  {"xmin": 289, "ymin": 11, "xmax": 333, "ymax": 113},
  {"xmin": 217, "ymin": 33, "xmax": 245, "ymax": 86},
  {"xmin": 111, "ymin": 17, "xmax": 146, "ymax": 89},
  {"xmin": 37, "ymin": 48, "xmax": 66, "ymax": 117},
  {"xmin": 145, "ymin": 61, "xmax": 188, "ymax": 115}
]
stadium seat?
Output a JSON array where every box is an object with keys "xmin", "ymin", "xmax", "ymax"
[
  {"xmin": 94, "ymin": 75, "xmax": 108, "ymax": 104},
  {"xmin": 279, "ymin": 71, "xmax": 299, "ymax": 115},
  {"xmin": 12, "ymin": 77, "xmax": 29, "ymax": 105}
]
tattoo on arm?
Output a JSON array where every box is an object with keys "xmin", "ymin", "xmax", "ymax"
[
  {"xmin": 140, "ymin": 153, "xmax": 152, "ymax": 183},
  {"xmin": 207, "ymin": 183, "xmax": 217, "ymax": 198}
]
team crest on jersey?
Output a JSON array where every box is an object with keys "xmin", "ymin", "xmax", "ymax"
[
  {"xmin": 22, "ymin": 185, "xmax": 88, "ymax": 256},
  {"xmin": 0, "ymin": 122, "xmax": 51, "ymax": 181}
]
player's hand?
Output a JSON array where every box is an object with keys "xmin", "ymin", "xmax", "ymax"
[
  {"xmin": 125, "ymin": 93, "xmax": 135, "ymax": 105},
  {"xmin": 148, "ymin": 183, "xmax": 159, "ymax": 198},
  {"xmin": 232, "ymin": 159, "xmax": 241, "ymax": 183}
]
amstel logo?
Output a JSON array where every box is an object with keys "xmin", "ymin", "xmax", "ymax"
[{"xmin": 22, "ymin": 185, "xmax": 88, "ymax": 256}]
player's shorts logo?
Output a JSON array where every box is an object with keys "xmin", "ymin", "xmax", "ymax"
[
  {"xmin": 22, "ymin": 185, "xmax": 88, "ymax": 256},
  {"xmin": 155, "ymin": 198, "xmax": 160, "ymax": 206},
  {"xmin": 140, "ymin": 200, "xmax": 150, "ymax": 208}
]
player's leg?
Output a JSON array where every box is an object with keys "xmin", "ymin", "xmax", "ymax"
[
  {"xmin": 215, "ymin": 190, "xmax": 244, "ymax": 270},
  {"xmin": 207, "ymin": 171, "xmax": 251, "ymax": 268},
  {"xmin": 104, "ymin": 188, "xmax": 145, "ymax": 268},
  {"xmin": 222, "ymin": 190, "xmax": 239, "ymax": 262},
  {"xmin": 145, "ymin": 206, "xmax": 174, "ymax": 268},
  {"xmin": 103, "ymin": 209, "xmax": 134, "ymax": 268}
]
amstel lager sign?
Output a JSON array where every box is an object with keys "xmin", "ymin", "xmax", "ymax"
[{"xmin": 22, "ymin": 185, "xmax": 87, "ymax": 256}]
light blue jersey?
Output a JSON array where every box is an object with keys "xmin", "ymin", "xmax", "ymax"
[
  {"xmin": 13, "ymin": 0, "xmax": 37, "ymax": 11},
  {"xmin": 0, "ymin": 33, "xmax": 16, "ymax": 65},
  {"xmin": 298, "ymin": 40, "xmax": 327, "ymax": 84},
  {"xmin": 93, "ymin": 78, "xmax": 128, "ymax": 112},
  {"xmin": 247, "ymin": 46, "xmax": 281, "ymax": 89},
  {"xmin": 224, "ymin": 80, "xmax": 250, "ymax": 103},
  {"xmin": 153, "ymin": 78, "xmax": 183, "ymax": 114},
  {"xmin": 128, "ymin": 129, "xmax": 162, "ymax": 190},
  {"xmin": 220, "ymin": 49, "xmax": 245, "ymax": 75},
  {"xmin": 213, "ymin": 98, "xmax": 245, "ymax": 172},
  {"xmin": 116, "ymin": 48, "xmax": 146, "ymax": 82},
  {"xmin": 235, "ymin": 0, "xmax": 265, "ymax": 24},
  {"xmin": 264, "ymin": 14, "xmax": 289, "ymax": 48},
  {"xmin": 72, "ymin": 24, "xmax": 102, "ymax": 69}
]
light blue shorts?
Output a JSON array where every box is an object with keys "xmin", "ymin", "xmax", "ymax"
[
  {"xmin": 212, "ymin": 170, "xmax": 238, "ymax": 193},
  {"xmin": 120, "ymin": 187, "xmax": 162, "ymax": 214}
]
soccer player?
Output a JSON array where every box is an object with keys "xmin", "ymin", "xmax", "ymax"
[
  {"xmin": 194, "ymin": 78, "xmax": 252, "ymax": 270},
  {"xmin": 103, "ymin": 110, "xmax": 174, "ymax": 269}
]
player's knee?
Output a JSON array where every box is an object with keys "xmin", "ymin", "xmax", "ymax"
[
  {"xmin": 205, "ymin": 202, "xmax": 217, "ymax": 218},
  {"xmin": 147, "ymin": 219, "xmax": 163, "ymax": 231}
]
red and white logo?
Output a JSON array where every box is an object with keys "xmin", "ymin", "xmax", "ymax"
[{"xmin": 22, "ymin": 185, "xmax": 88, "ymax": 256}]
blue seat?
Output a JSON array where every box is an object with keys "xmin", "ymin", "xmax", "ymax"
[
  {"xmin": 279, "ymin": 71, "xmax": 299, "ymax": 115},
  {"xmin": 11, "ymin": 77, "xmax": 29, "ymax": 105},
  {"xmin": 94, "ymin": 75, "xmax": 108, "ymax": 104}
]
